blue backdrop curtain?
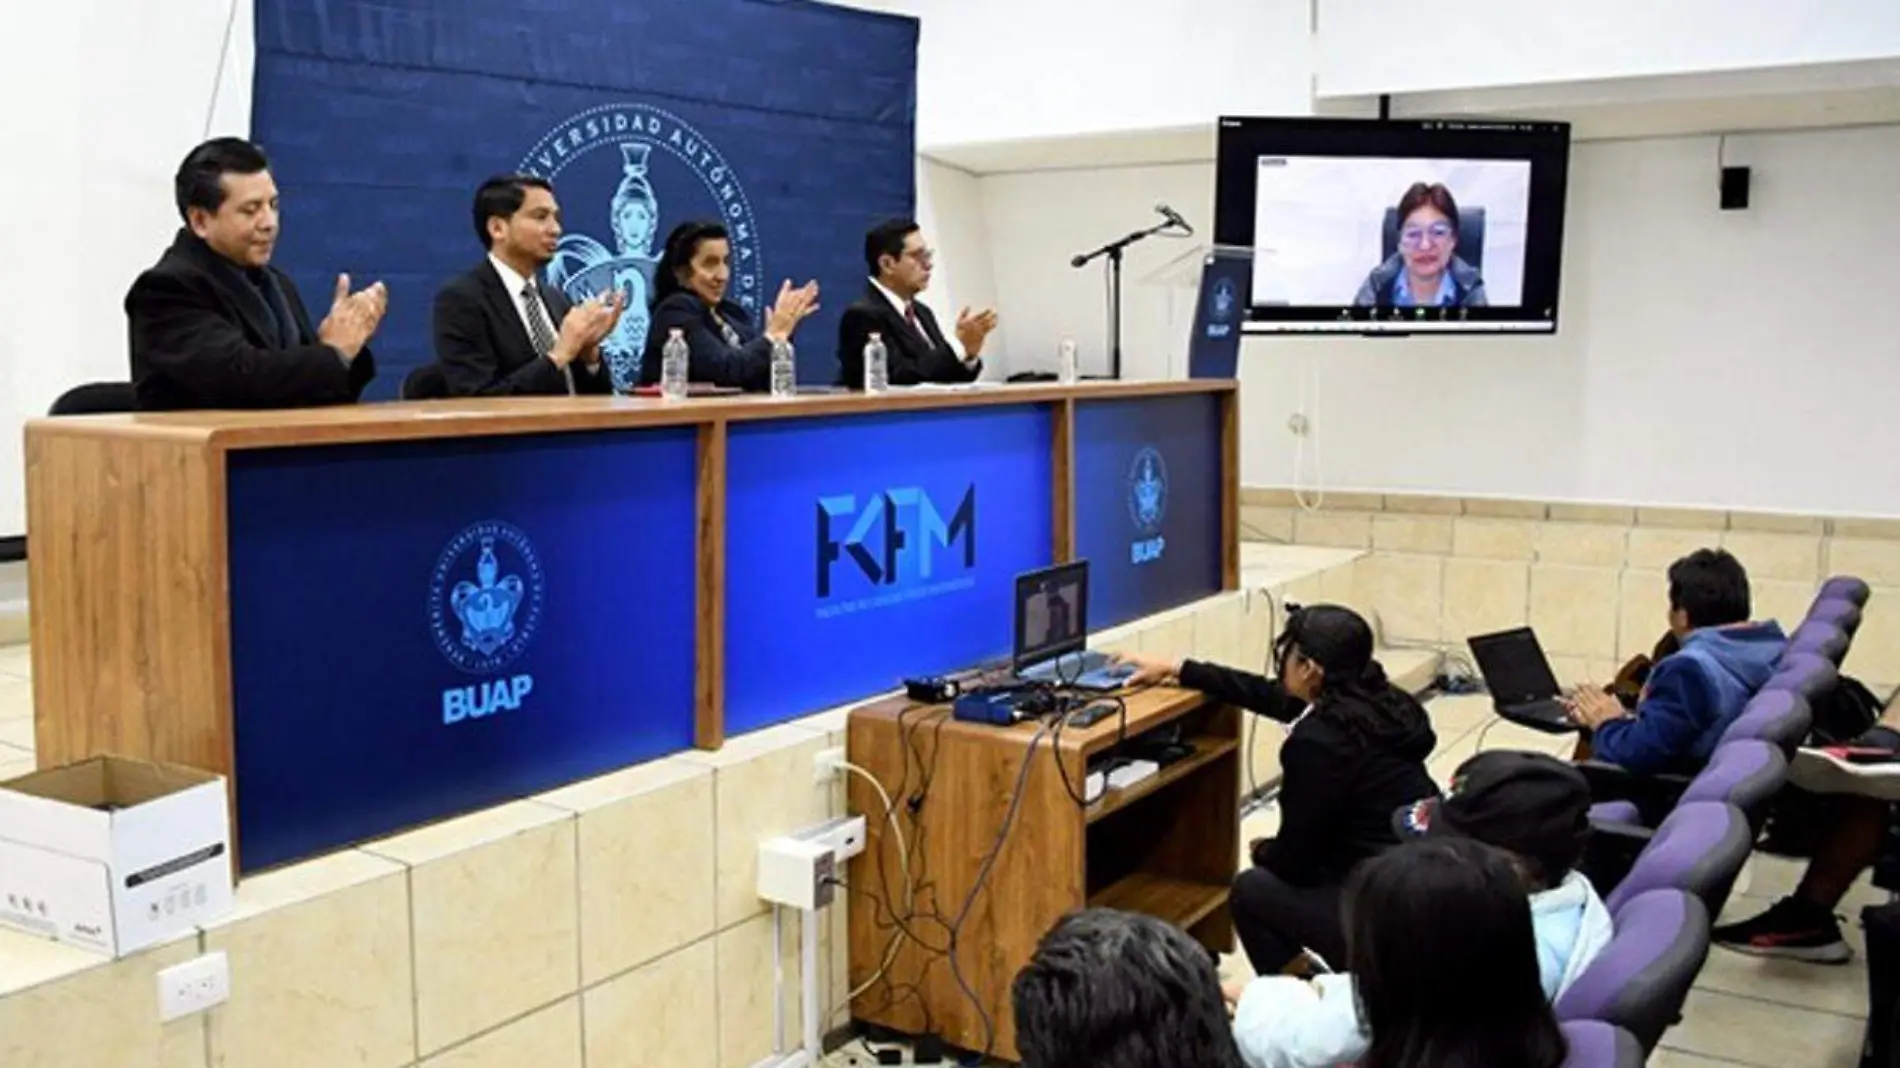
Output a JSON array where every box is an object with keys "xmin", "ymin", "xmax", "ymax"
[{"xmin": 252, "ymin": 0, "xmax": 919, "ymax": 395}]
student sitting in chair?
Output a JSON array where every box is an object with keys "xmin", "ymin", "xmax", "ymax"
[
  {"xmin": 1567, "ymin": 549, "xmax": 1786, "ymax": 775},
  {"xmin": 1225, "ymin": 751, "xmax": 1612, "ymax": 1068}
]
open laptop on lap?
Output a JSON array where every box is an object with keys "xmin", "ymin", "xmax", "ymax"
[
  {"xmin": 1467, "ymin": 626, "xmax": 1577, "ymax": 734},
  {"xmin": 1013, "ymin": 561, "xmax": 1136, "ymax": 692}
]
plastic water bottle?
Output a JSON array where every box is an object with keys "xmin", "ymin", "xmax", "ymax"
[
  {"xmin": 770, "ymin": 338, "xmax": 797, "ymax": 398},
  {"xmin": 863, "ymin": 332, "xmax": 890, "ymax": 394},
  {"xmin": 660, "ymin": 328, "xmax": 689, "ymax": 401},
  {"xmin": 1058, "ymin": 337, "xmax": 1079, "ymax": 384}
]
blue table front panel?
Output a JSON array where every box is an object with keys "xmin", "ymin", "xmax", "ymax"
[
  {"xmin": 724, "ymin": 405, "xmax": 1054, "ymax": 732},
  {"xmin": 226, "ymin": 430, "xmax": 699, "ymax": 872},
  {"xmin": 1074, "ymin": 394, "xmax": 1224, "ymax": 629}
]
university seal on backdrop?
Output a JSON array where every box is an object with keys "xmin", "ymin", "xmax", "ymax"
[
  {"xmin": 429, "ymin": 521, "xmax": 545, "ymax": 675},
  {"xmin": 520, "ymin": 104, "xmax": 766, "ymax": 391},
  {"xmin": 1210, "ymin": 276, "xmax": 1238, "ymax": 324},
  {"xmin": 1127, "ymin": 446, "xmax": 1170, "ymax": 537}
]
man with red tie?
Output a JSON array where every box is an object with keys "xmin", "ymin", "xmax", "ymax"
[{"xmin": 835, "ymin": 218, "xmax": 998, "ymax": 389}]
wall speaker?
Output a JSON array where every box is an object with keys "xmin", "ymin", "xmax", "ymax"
[{"xmin": 1720, "ymin": 166, "xmax": 1751, "ymax": 211}]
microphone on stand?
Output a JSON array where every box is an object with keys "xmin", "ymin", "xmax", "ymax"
[
  {"xmin": 1155, "ymin": 203, "xmax": 1194, "ymax": 235},
  {"xmin": 1070, "ymin": 252, "xmax": 1089, "ymax": 268}
]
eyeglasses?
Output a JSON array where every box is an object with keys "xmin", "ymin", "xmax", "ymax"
[
  {"xmin": 1399, "ymin": 222, "xmax": 1453, "ymax": 249},
  {"xmin": 902, "ymin": 246, "xmax": 936, "ymax": 265}
]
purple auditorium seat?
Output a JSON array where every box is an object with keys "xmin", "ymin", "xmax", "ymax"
[
  {"xmin": 1679, "ymin": 739, "xmax": 1787, "ymax": 831},
  {"xmin": 1716, "ymin": 688, "xmax": 1813, "ymax": 758},
  {"xmin": 1786, "ymin": 620, "xmax": 1851, "ymax": 666},
  {"xmin": 1555, "ymin": 889, "xmax": 1711, "ymax": 1054},
  {"xmin": 1589, "ymin": 800, "xmax": 1641, "ymax": 825},
  {"xmin": 1559, "ymin": 1020, "xmax": 1644, "ymax": 1068},
  {"xmin": 1762, "ymin": 651, "xmax": 1840, "ymax": 703},
  {"xmin": 1805, "ymin": 598, "xmax": 1863, "ymax": 639},
  {"xmin": 1820, "ymin": 576, "xmax": 1872, "ymax": 609},
  {"xmin": 1605, "ymin": 801, "xmax": 1754, "ymax": 917}
]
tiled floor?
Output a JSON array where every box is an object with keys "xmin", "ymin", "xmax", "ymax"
[
  {"xmin": 1227, "ymin": 693, "xmax": 1874, "ymax": 1068},
  {"xmin": 0, "ymin": 645, "xmax": 1875, "ymax": 1066}
]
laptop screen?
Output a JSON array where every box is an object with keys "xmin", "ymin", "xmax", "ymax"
[
  {"xmin": 1015, "ymin": 561, "xmax": 1089, "ymax": 670},
  {"xmin": 1467, "ymin": 627, "xmax": 1562, "ymax": 704}
]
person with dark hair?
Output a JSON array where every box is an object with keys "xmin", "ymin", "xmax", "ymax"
[
  {"xmin": 637, "ymin": 220, "xmax": 819, "ymax": 391},
  {"xmin": 1012, "ymin": 908, "xmax": 1245, "ymax": 1068},
  {"xmin": 1119, "ymin": 604, "xmax": 1436, "ymax": 975},
  {"xmin": 126, "ymin": 136, "xmax": 382, "ymax": 410},
  {"xmin": 1568, "ymin": 548, "xmax": 1786, "ymax": 774},
  {"xmin": 1227, "ymin": 752, "xmax": 1611, "ymax": 1068},
  {"xmin": 432, "ymin": 175, "xmax": 624, "ymax": 396},
  {"xmin": 1345, "ymin": 839, "xmax": 1567, "ymax": 1068},
  {"xmin": 834, "ymin": 218, "xmax": 996, "ymax": 388},
  {"xmin": 1353, "ymin": 182, "xmax": 1487, "ymax": 309}
]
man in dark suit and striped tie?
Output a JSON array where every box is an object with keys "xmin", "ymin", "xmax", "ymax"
[{"xmin": 433, "ymin": 175, "xmax": 624, "ymax": 396}]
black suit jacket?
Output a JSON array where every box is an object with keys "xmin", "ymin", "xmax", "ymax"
[
  {"xmin": 124, "ymin": 229, "xmax": 376, "ymax": 411},
  {"xmin": 638, "ymin": 291, "xmax": 774, "ymax": 392},
  {"xmin": 834, "ymin": 282, "xmax": 981, "ymax": 389},
  {"xmin": 432, "ymin": 260, "xmax": 613, "ymax": 397}
]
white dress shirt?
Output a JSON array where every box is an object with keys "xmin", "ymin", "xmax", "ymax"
[
  {"xmin": 870, "ymin": 277, "xmax": 976, "ymax": 365},
  {"xmin": 488, "ymin": 254, "xmax": 603, "ymax": 391}
]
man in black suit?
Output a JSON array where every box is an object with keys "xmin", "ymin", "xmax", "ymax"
[
  {"xmin": 433, "ymin": 175, "xmax": 624, "ymax": 396},
  {"xmin": 125, "ymin": 138, "xmax": 384, "ymax": 411},
  {"xmin": 836, "ymin": 218, "xmax": 999, "ymax": 389}
]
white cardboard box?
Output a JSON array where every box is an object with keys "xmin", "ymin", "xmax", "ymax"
[{"xmin": 0, "ymin": 757, "xmax": 232, "ymax": 956}]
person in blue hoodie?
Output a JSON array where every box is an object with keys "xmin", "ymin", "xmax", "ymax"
[
  {"xmin": 1568, "ymin": 549, "xmax": 1787, "ymax": 775},
  {"xmin": 1225, "ymin": 752, "xmax": 1612, "ymax": 1068}
]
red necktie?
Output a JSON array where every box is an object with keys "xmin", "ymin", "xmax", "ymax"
[{"xmin": 906, "ymin": 304, "xmax": 932, "ymax": 349}]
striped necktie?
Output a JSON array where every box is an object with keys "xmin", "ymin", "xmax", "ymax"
[{"xmin": 522, "ymin": 281, "xmax": 574, "ymax": 395}]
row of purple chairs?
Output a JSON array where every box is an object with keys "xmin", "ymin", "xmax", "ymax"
[{"xmin": 1552, "ymin": 577, "xmax": 1871, "ymax": 1055}]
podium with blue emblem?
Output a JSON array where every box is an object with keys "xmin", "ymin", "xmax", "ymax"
[{"xmin": 23, "ymin": 381, "xmax": 1237, "ymax": 872}]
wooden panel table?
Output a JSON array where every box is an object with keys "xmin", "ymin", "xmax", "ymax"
[
  {"xmin": 23, "ymin": 380, "xmax": 1238, "ymax": 872},
  {"xmin": 844, "ymin": 686, "xmax": 1243, "ymax": 1062}
]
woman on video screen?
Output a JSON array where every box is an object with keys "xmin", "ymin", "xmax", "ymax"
[{"xmin": 1354, "ymin": 182, "xmax": 1488, "ymax": 309}]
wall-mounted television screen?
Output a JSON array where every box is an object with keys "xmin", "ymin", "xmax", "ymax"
[{"xmin": 1214, "ymin": 116, "xmax": 1571, "ymax": 334}]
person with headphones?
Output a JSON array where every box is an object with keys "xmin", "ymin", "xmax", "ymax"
[{"xmin": 1118, "ymin": 604, "xmax": 1438, "ymax": 976}]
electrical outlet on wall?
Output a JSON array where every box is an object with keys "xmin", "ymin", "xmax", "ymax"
[
  {"xmin": 813, "ymin": 746, "xmax": 846, "ymax": 784},
  {"xmin": 157, "ymin": 951, "xmax": 231, "ymax": 1022}
]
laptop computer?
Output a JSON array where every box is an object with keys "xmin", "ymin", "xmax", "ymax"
[
  {"xmin": 1466, "ymin": 627, "xmax": 1577, "ymax": 734},
  {"xmin": 1012, "ymin": 561, "xmax": 1136, "ymax": 691}
]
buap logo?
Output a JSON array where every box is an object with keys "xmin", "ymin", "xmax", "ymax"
[
  {"xmin": 816, "ymin": 486, "xmax": 978, "ymax": 615},
  {"xmin": 429, "ymin": 521, "xmax": 543, "ymax": 724},
  {"xmin": 1206, "ymin": 276, "xmax": 1239, "ymax": 340},
  {"xmin": 520, "ymin": 104, "xmax": 765, "ymax": 391},
  {"xmin": 1127, "ymin": 447, "xmax": 1169, "ymax": 565}
]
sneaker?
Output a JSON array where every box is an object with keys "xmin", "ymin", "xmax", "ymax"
[{"xmin": 1713, "ymin": 897, "xmax": 1853, "ymax": 964}]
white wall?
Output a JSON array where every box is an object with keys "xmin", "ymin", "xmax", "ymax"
[
  {"xmin": 913, "ymin": 159, "xmax": 1007, "ymax": 372},
  {"xmin": 0, "ymin": 0, "xmax": 253, "ymax": 538},
  {"xmin": 1317, "ymin": 0, "xmax": 1900, "ymax": 98},
  {"xmin": 966, "ymin": 124, "xmax": 1900, "ymax": 516}
]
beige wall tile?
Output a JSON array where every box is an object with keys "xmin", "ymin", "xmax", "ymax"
[
  {"xmin": 369, "ymin": 808, "xmax": 580, "ymax": 1056},
  {"xmin": 1245, "ymin": 719, "xmax": 1288, "ymax": 794},
  {"xmin": 1317, "ymin": 558, "xmax": 1365, "ymax": 616},
  {"xmin": 1355, "ymin": 554, "xmax": 1443, "ymax": 645},
  {"xmin": 1617, "ymin": 571, "xmax": 1670, "ymax": 663},
  {"xmin": 1372, "ymin": 515, "xmax": 1454, "ymax": 554},
  {"xmin": 1190, "ymin": 595, "xmax": 1246, "ymax": 667},
  {"xmin": 1462, "ymin": 498, "xmax": 1547, "ymax": 520},
  {"xmin": 1239, "ymin": 506, "xmax": 1294, "ymax": 543},
  {"xmin": 1721, "ymin": 531, "xmax": 1822, "ymax": 584},
  {"xmin": 1529, "ymin": 566, "xmax": 1620, "ymax": 660},
  {"xmin": 1240, "ymin": 487, "xmax": 1299, "ymax": 508},
  {"xmin": 1139, "ymin": 615, "xmax": 1197, "ymax": 662},
  {"xmin": 1453, "ymin": 519, "xmax": 1538, "ymax": 561},
  {"xmin": 206, "ymin": 856, "xmax": 414, "ymax": 1068},
  {"xmin": 1828, "ymin": 538, "xmax": 1900, "ymax": 588},
  {"xmin": 0, "ymin": 717, "xmax": 31, "ymax": 752},
  {"xmin": 421, "ymin": 999, "xmax": 582, "ymax": 1068},
  {"xmin": 1832, "ymin": 517, "xmax": 1900, "ymax": 540},
  {"xmin": 1636, "ymin": 507, "xmax": 1727, "ymax": 530},
  {"xmin": 1535, "ymin": 524, "xmax": 1628, "ymax": 569},
  {"xmin": 1236, "ymin": 592, "xmax": 1274, "ymax": 670},
  {"xmin": 1317, "ymin": 492, "xmax": 1387, "ymax": 511},
  {"xmin": 684, "ymin": 727, "xmax": 832, "ymax": 929},
  {"xmin": 0, "ymin": 928, "xmax": 106, "ymax": 996},
  {"xmin": 1754, "ymin": 579, "xmax": 1820, "ymax": 634},
  {"xmin": 537, "ymin": 762, "xmax": 717, "ymax": 985},
  {"xmin": 1442, "ymin": 559, "xmax": 1530, "ymax": 640},
  {"xmin": 1546, "ymin": 503, "xmax": 1636, "ymax": 525},
  {"xmin": 0, "ymin": 674, "xmax": 30, "ymax": 723},
  {"xmin": 1626, "ymin": 527, "xmax": 1719, "ymax": 572},
  {"xmin": 1846, "ymin": 588, "xmax": 1900, "ymax": 689},
  {"xmin": 1546, "ymin": 656, "xmax": 1588, "ymax": 689},
  {"xmin": 1380, "ymin": 494, "xmax": 1464, "ymax": 516},
  {"xmin": 0, "ymin": 937, "xmax": 204, "ymax": 1068},
  {"xmin": 584, "ymin": 940, "xmax": 717, "ymax": 1068},
  {"xmin": 715, "ymin": 911, "xmax": 803, "ymax": 1068},
  {"xmin": 1729, "ymin": 511, "xmax": 1826, "ymax": 535},
  {"xmin": 1292, "ymin": 511, "xmax": 1372, "ymax": 549}
]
